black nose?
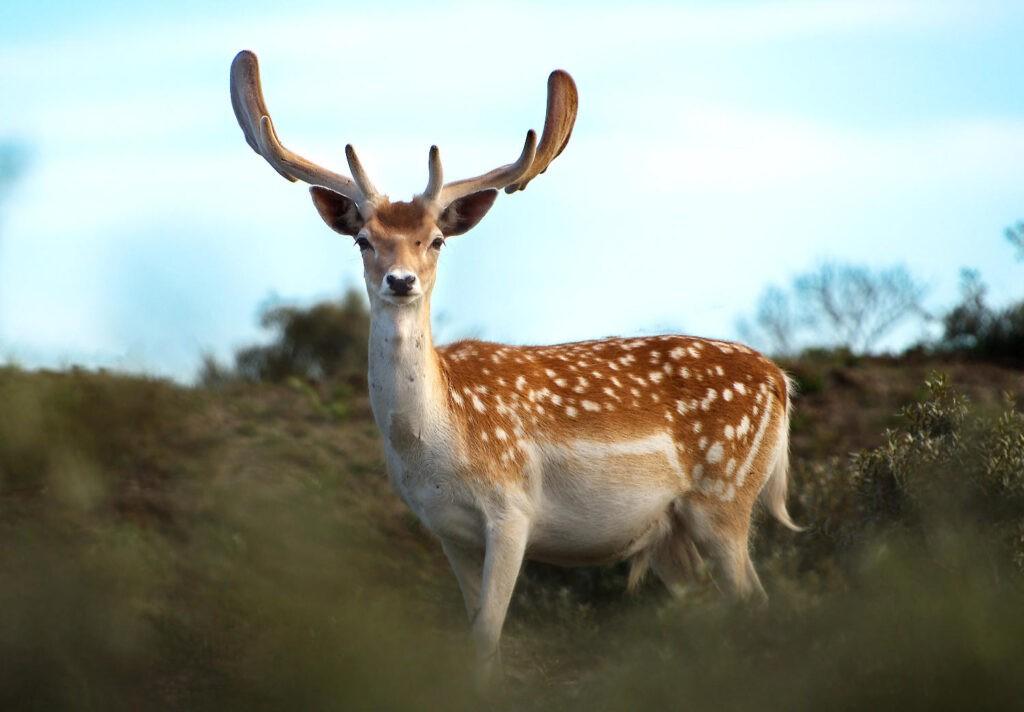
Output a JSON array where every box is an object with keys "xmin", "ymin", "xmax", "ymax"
[{"xmin": 386, "ymin": 274, "xmax": 416, "ymax": 296}]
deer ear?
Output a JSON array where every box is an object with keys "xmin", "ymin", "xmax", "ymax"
[
  {"xmin": 310, "ymin": 187, "xmax": 364, "ymax": 236},
  {"xmin": 436, "ymin": 189, "xmax": 498, "ymax": 237}
]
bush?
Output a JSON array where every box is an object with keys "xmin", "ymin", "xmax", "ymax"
[
  {"xmin": 939, "ymin": 270, "xmax": 1024, "ymax": 367},
  {"xmin": 201, "ymin": 290, "xmax": 370, "ymax": 386},
  {"xmin": 782, "ymin": 373, "xmax": 1024, "ymax": 576}
]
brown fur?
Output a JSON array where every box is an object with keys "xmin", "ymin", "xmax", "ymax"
[
  {"xmin": 437, "ymin": 335, "xmax": 788, "ymax": 498},
  {"xmin": 373, "ymin": 199, "xmax": 433, "ymax": 231}
]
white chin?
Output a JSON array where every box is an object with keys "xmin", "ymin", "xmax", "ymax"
[{"xmin": 379, "ymin": 292, "xmax": 422, "ymax": 306}]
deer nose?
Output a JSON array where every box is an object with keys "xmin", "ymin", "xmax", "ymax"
[{"xmin": 386, "ymin": 273, "xmax": 417, "ymax": 296}]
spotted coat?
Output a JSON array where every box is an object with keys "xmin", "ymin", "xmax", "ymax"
[{"xmin": 437, "ymin": 334, "xmax": 787, "ymax": 504}]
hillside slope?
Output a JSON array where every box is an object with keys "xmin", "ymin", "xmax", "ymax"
[{"xmin": 1, "ymin": 358, "xmax": 1023, "ymax": 709}]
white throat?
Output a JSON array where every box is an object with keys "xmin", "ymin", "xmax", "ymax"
[{"xmin": 367, "ymin": 298, "xmax": 447, "ymax": 452}]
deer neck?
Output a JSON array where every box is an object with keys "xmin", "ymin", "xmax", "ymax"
[{"xmin": 367, "ymin": 296, "xmax": 449, "ymax": 453}]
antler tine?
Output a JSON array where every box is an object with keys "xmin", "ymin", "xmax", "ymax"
[
  {"xmin": 505, "ymin": 70, "xmax": 578, "ymax": 194},
  {"xmin": 436, "ymin": 130, "xmax": 538, "ymax": 208},
  {"xmin": 229, "ymin": 50, "xmax": 369, "ymax": 207},
  {"xmin": 344, "ymin": 145, "xmax": 380, "ymax": 203},
  {"xmin": 421, "ymin": 145, "xmax": 443, "ymax": 203}
]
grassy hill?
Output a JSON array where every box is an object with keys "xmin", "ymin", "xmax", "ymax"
[{"xmin": 2, "ymin": 356, "xmax": 1023, "ymax": 710}]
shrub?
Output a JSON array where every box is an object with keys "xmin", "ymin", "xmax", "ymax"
[
  {"xmin": 200, "ymin": 290, "xmax": 370, "ymax": 386},
  {"xmin": 939, "ymin": 270, "xmax": 1024, "ymax": 367},
  {"xmin": 849, "ymin": 373, "xmax": 1024, "ymax": 570}
]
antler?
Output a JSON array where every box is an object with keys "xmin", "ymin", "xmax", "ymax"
[
  {"xmin": 505, "ymin": 70, "xmax": 578, "ymax": 194},
  {"xmin": 424, "ymin": 69, "xmax": 578, "ymax": 209},
  {"xmin": 230, "ymin": 50, "xmax": 379, "ymax": 209}
]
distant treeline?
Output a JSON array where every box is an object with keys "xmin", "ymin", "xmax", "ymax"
[{"xmin": 202, "ymin": 220, "xmax": 1024, "ymax": 388}]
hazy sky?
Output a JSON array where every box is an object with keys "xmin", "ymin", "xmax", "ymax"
[{"xmin": 1, "ymin": 0, "xmax": 1022, "ymax": 381}]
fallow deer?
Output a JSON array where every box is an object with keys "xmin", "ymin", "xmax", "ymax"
[{"xmin": 230, "ymin": 50, "xmax": 800, "ymax": 679}]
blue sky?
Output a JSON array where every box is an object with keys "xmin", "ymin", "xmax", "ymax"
[{"xmin": 1, "ymin": 0, "xmax": 1022, "ymax": 381}]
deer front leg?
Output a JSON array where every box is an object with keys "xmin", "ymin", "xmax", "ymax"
[
  {"xmin": 472, "ymin": 511, "xmax": 530, "ymax": 685},
  {"xmin": 441, "ymin": 539, "xmax": 484, "ymax": 622}
]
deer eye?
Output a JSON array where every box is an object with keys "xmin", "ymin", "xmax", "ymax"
[
  {"xmin": 431, "ymin": 237, "xmax": 445, "ymax": 250},
  {"xmin": 355, "ymin": 237, "xmax": 372, "ymax": 251}
]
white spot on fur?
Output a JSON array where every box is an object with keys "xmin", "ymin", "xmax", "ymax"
[
  {"xmin": 451, "ymin": 390, "xmax": 464, "ymax": 407},
  {"xmin": 723, "ymin": 389, "xmax": 733, "ymax": 401},
  {"xmin": 565, "ymin": 406, "xmax": 578, "ymax": 418},
  {"xmin": 581, "ymin": 400, "xmax": 601, "ymax": 412},
  {"xmin": 698, "ymin": 436, "xmax": 708, "ymax": 450},
  {"xmin": 734, "ymin": 382, "xmax": 747, "ymax": 395},
  {"xmin": 737, "ymin": 414, "xmax": 752, "ymax": 437},
  {"xmin": 649, "ymin": 371, "xmax": 664, "ymax": 384},
  {"xmin": 706, "ymin": 441, "xmax": 724, "ymax": 464},
  {"xmin": 692, "ymin": 421, "xmax": 702, "ymax": 433},
  {"xmin": 700, "ymin": 388, "xmax": 718, "ymax": 411},
  {"xmin": 715, "ymin": 365, "xmax": 725, "ymax": 376},
  {"xmin": 515, "ymin": 375, "xmax": 527, "ymax": 391},
  {"xmin": 555, "ymin": 378, "xmax": 568, "ymax": 388},
  {"xmin": 495, "ymin": 427, "xmax": 508, "ymax": 441},
  {"xmin": 472, "ymin": 395, "xmax": 486, "ymax": 413},
  {"xmin": 724, "ymin": 424, "xmax": 735, "ymax": 440}
]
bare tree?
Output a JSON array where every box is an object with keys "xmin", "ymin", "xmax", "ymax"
[
  {"xmin": 736, "ymin": 286, "xmax": 798, "ymax": 356},
  {"xmin": 738, "ymin": 261, "xmax": 928, "ymax": 356},
  {"xmin": 793, "ymin": 262, "xmax": 927, "ymax": 353}
]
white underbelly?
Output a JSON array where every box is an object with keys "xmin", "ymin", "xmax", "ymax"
[{"xmin": 526, "ymin": 433, "xmax": 688, "ymax": 565}]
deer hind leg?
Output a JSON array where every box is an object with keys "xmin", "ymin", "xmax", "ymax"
[
  {"xmin": 676, "ymin": 498, "xmax": 767, "ymax": 604},
  {"xmin": 650, "ymin": 515, "xmax": 705, "ymax": 598}
]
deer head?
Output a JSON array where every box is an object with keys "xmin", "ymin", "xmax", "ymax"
[{"xmin": 230, "ymin": 50, "xmax": 577, "ymax": 307}]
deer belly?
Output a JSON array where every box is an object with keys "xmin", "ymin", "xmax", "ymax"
[{"xmin": 526, "ymin": 435, "xmax": 685, "ymax": 565}]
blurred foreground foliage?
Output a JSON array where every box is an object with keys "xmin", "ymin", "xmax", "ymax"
[{"xmin": 2, "ymin": 361, "xmax": 1023, "ymax": 709}]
